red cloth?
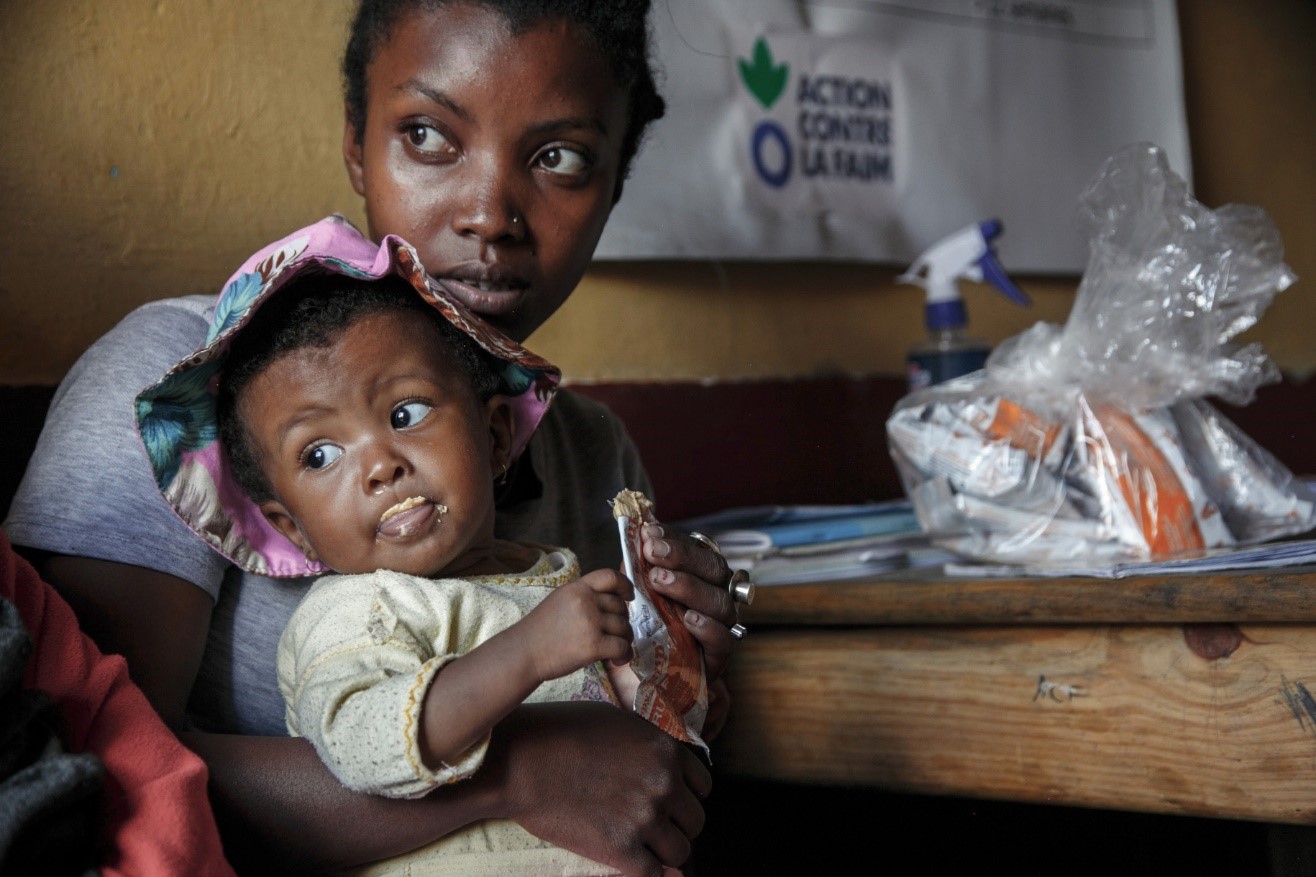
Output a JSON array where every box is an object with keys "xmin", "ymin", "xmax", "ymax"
[{"xmin": 0, "ymin": 529, "xmax": 235, "ymax": 877}]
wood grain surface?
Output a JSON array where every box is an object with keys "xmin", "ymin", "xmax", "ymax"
[
  {"xmin": 715, "ymin": 624, "xmax": 1316, "ymax": 824},
  {"xmin": 742, "ymin": 566, "xmax": 1316, "ymax": 626}
]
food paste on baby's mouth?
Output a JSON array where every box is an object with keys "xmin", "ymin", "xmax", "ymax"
[{"xmin": 378, "ymin": 497, "xmax": 447, "ymax": 538}]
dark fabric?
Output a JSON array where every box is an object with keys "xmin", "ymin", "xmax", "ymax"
[
  {"xmin": 493, "ymin": 446, "xmax": 544, "ymax": 509},
  {"xmin": 0, "ymin": 596, "xmax": 104, "ymax": 877}
]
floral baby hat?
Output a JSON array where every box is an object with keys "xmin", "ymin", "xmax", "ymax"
[{"xmin": 135, "ymin": 215, "xmax": 561, "ymax": 578}]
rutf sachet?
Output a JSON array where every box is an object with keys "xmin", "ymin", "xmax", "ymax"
[{"xmin": 612, "ymin": 489, "xmax": 709, "ymax": 755}]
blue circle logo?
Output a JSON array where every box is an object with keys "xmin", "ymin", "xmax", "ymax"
[{"xmin": 751, "ymin": 120, "xmax": 792, "ymax": 188}]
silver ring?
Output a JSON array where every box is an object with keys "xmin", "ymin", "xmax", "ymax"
[
  {"xmin": 727, "ymin": 569, "xmax": 756, "ymax": 606},
  {"xmin": 688, "ymin": 531, "xmax": 722, "ymax": 556},
  {"xmin": 729, "ymin": 623, "xmax": 747, "ymax": 640}
]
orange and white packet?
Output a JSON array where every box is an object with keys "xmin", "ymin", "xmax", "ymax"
[{"xmin": 612, "ymin": 489, "xmax": 709, "ymax": 755}]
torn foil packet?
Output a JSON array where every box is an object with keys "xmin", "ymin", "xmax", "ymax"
[{"xmin": 613, "ymin": 489, "xmax": 709, "ymax": 755}]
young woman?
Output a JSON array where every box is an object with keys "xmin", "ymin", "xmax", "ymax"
[{"xmin": 5, "ymin": 2, "xmax": 741, "ymax": 873}]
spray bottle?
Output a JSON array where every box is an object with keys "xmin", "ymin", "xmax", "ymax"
[{"xmin": 900, "ymin": 218, "xmax": 1030, "ymax": 392}]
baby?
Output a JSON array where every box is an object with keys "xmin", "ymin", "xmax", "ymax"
[
  {"xmin": 220, "ymin": 270, "xmax": 642, "ymax": 797},
  {"xmin": 136, "ymin": 217, "xmax": 642, "ymax": 874}
]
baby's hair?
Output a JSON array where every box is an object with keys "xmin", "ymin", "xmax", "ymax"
[
  {"xmin": 216, "ymin": 273, "xmax": 503, "ymax": 503},
  {"xmin": 342, "ymin": 0, "xmax": 666, "ymax": 199}
]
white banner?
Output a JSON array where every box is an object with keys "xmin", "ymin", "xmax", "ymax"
[{"xmin": 597, "ymin": 0, "xmax": 1190, "ymax": 273}]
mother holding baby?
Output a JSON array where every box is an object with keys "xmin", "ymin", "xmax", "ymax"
[{"xmin": 4, "ymin": 1, "xmax": 743, "ymax": 873}]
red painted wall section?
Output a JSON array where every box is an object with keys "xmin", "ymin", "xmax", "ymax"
[{"xmin": 575, "ymin": 377, "xmax": 908, "ymax": 521}]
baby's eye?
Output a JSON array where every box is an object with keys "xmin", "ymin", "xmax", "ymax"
[
  {"xmin": 406, "ymin": 124, "xmax": 451, "ymax": 155},
  {"xmin": 537, "ymin": 146, "xmax": 589, "ymax": 177},
  {"xmin": 392, "ymin": 401, "xmax": 433, "ymax": 430},
  {"xmin": 304, "ymin": 444, "xmax": 343, "ymax": 470}
]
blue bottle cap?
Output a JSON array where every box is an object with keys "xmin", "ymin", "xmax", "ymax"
[{"xmin": 925, "ymin": 298, "xmax": 967, "ymax": 331}]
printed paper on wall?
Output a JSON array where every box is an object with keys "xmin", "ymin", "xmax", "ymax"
[{"xmin": 596, "ymin": 0, "xmax": 1191, "ymax": 273}]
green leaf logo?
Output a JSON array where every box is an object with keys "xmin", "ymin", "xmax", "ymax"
[{"xmin": 738, "ymin": 37, "xmax": 788, "ymax": 109}]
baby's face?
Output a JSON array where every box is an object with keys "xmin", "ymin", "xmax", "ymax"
[{"xmin": 243, "ymin": 310, "xmax": 507, "ymax": 577}]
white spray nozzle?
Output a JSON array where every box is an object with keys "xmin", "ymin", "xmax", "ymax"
[{"xmin": 899, "ymin": 219, "xmax": 1030, "ymax": 330}]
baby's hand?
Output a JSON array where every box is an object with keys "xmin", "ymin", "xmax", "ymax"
[{"xmin": 522, "ymin": 569, "xmax": 634, "ymax": 682}]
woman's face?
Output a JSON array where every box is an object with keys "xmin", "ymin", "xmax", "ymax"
[{"xmin": 346, "ymin": 2, "xmax": 630, "ymax": 343}]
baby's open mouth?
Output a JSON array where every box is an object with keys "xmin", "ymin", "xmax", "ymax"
[{"xmin": 378, "ymin": 496, "xmax": 447, "ymax": 538}]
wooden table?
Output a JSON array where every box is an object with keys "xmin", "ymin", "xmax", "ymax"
[{"xmin": 715, "ymin": 565, "xmax": 1316, "ymax": 824}]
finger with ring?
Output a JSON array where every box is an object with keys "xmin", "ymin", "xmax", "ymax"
[
  {"xmin": 688, "ymin": 531, "xmax": 722, "ymax": 555},
  {"xmin": 729, "ymin": 623, "xmax": 748, "ymax": 640},
  {"xmin": 727, "ymin": 569, "xmax": 755, "ymax": 606}
]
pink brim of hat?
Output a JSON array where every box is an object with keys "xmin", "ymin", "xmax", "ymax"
[{"xmin": 134, "ymin": 215, "xmax": 560, "ymax": 578}]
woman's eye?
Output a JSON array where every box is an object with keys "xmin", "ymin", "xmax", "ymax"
[
  {"xmin": 305, "ymin": 444, "xmax": 343, "ymax": 470},
  {"xmin": 537, "ymin": 146, "xmax": 589, "ymax": 176},
  {"xmin": 406, "ymin": 124, "xmax": 450, "ymax": 155},
  {"xmin": 392, "ymin": 401, "xmax": 433, "ymax": 430}
]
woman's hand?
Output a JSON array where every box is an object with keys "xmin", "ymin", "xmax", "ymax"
[
  {"xmin": 491, "ymin": 702, "xmax": 710, "ymax": 877},
  {"xmin": 639, "ymin": 524, "xmax": 742, "ymax": 688}
]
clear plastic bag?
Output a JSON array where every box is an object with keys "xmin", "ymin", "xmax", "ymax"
[{"xmin": 886, "ymin": 143, "xmax": 1313, "ymax": 566}]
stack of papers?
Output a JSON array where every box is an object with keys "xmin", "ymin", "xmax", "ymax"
[
  {"xmin": 677, "ymin": 501, "xmax": 955, "ymax": 585},
  {"xmin": 679, "ymin": 496, "xmax": 1316, "ymax": 583}
]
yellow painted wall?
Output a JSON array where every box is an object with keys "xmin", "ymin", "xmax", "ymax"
[{"xmin": 0, "ymin": 0, "xmax": 1311, "ymax": 386}]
